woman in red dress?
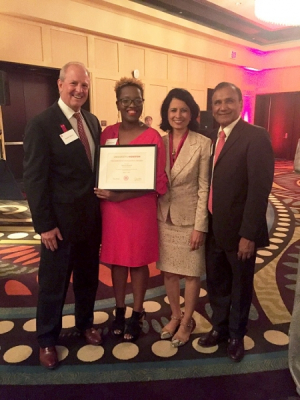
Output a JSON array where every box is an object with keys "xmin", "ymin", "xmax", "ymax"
[{"xmin": 94, "ymin": 77, "xmax": 167, "ymax": 341}]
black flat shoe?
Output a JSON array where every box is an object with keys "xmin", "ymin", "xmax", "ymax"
[
  {"xmin": 198, "ymin": 329, "xmax": 229, "ymax": 347},
  {"xmin": 227, "ymin": 338, "xmax": 244, "ymax": 362},
  {"xmin": 111, "ymin": 307, "xmax": 126, "ymax": 337},
  {"xmin": 123, "ymin": 310, "xmax": 146, "ymax": 342}
]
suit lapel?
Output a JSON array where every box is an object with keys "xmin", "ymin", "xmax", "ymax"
[
  {"xmin": 52, "ymin": 103, "xmax": 92, "ymax": 169},
  {"xmin": 52, "ymin": 102, "xmax": 73, "ymax": 131},
  {"xmin": 170, "ymin": 131, "xmax": 198, "ymax": 181},
  {"xmin": 53, "ymin": 103, "xmax": 98, "ymax": 146},
  {"xmin": 164, "ymin": 135, "xmax": 171, "ymax": 183}
]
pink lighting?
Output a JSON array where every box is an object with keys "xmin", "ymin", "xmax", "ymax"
[
  {"xmin": 243, "ymin": 111, "xmax": 249, "ymax": 123},
  {"xmin": 242, "ymin": 95, "xmax": 252, "ymax": 123},
  {"xmin": 249, "ymin": 48, "xmax": 267, "ymax": 56}
]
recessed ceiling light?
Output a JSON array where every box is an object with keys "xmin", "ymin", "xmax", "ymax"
[{"xmin": 244, "ymin": 67, "xmax": 261, "ymax": 71}]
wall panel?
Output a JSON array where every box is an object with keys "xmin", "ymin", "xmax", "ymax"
[
  {"xmin": 188, "ymin": 59, "xmax": 206, "ymax": 87},
  {"xmin": 50, "ymin": 29, "xmax": 88, "ymax": 67},
  {"xmin": 123, "ymin": 45, "xmax": 145, "ymax": 78},
  {"xmin": 146, "ymin": 50, "xmax": 168, "ymax": 80},
  {"xmin": 0, "ymin": 18, "xmax": 43, "ymax": 63},
  {"xmin": 144, "ymin": 84, "xmax": 168, "ymax": 132},
  {"xmin": 169, "ymin": 55, "xmax": 188, "ymax": 83},
  {"xmin": 94, "ymin": 38, "xmax": 119, "ymax": 75},
  {"xmin": 94, "ymin": 78, "xmax": 117, "ymax": 125},
  {"xmin": 206, "ymin": 62, "xmax": 226, "ymax": 89},
  {"xmin": 256, "ymin": 66, "xmax": 300, "ymax": 94}
]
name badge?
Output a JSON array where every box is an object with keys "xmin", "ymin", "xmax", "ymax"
[
  {"xmin": 105, "ymin": 138, "xmax": 118, "ymax": 145},
  {"xmin": 60, "ymin": 129, "xmax": 79, "ymax": 145}
]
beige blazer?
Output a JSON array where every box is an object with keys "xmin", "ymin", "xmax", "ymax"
[{"xmin": 157, "ymin": 130, "xmax": 211, "ymax": 232}]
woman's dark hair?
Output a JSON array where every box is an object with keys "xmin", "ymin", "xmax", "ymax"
[{"xmin": 160, "ymin": 88, "xmax": 200, "ymax": 132}]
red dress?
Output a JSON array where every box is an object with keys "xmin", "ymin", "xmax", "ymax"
[{"xmin": 100, "ymin": 123, "xmax": 167, "ymax": 267}]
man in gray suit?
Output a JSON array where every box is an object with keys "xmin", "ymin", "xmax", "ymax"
[
  {"xmin": 23, "ymin": 62, "xmax": 102, "ymax": 369},
  {"xmin": 198, "ymin": 82, "xmax": 274, "ymax": 362}
]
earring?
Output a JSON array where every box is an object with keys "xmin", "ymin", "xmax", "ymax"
[{"xmin": 117, "ymin": 110, "xmax": 121, "ymax": 123}]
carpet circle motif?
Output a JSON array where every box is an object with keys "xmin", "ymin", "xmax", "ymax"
[{"xmin": 0, "ymin": 162, "xmax": 300, "ymax": 384}]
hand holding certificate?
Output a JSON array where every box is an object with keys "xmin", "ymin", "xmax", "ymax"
[{"xmin": 97, "ymin": 145, "xmax": 157, "ymax": 190}]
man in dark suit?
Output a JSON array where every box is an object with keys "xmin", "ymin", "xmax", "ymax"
[
  {"xmin": 198, "ymin": 82, "xmax": 274, "ymax": 362},
  {"xmin": 23, "ymin": 62, "xmax": 102, "ymax": 369}
]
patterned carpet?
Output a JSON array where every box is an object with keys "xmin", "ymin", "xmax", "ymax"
[{"xmin": 0, "ymin": 161, "xmax": 300, "ymax": 399}]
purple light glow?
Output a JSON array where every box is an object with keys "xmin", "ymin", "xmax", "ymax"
[
  {"xmin": 243, "ymin": 111, "xmax": 249, "ymax": 122},
  {"xmin": 242, "ymin": 95, "xmax": 252, "ymax": 123},
  {"xmin": 248, "ymin": 48, "xmax": 267, "ymax": 56}
]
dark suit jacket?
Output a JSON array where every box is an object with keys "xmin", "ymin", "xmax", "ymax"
[
  {"xmin": 23, "ymin": 102, "xmax": 101, "ymax": 242},
  {"xmin": 210, "ymin": 118, "xmax": 274, "ymax": 251}
]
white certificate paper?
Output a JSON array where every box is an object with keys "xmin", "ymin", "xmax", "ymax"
[{"xmin": 97, "ymin": 145, "xmax": 157, "ymax": 190}]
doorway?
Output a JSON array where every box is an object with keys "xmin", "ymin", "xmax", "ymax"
[
  {"xmin": 254, "ymin": 92, "xmax": 300, "ymax": 160},
  {"xmin": 0, "ymin": 62, "xmax": 60, "ymax": 182}
]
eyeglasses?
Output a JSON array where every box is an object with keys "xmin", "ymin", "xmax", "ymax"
[{"xmin": 118, "ymin": 98, "xmax": 144, "ymax": 107}]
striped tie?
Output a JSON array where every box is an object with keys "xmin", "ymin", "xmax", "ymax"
[
  {"xmin": 73, "ymin": 112, "xmax": 92, "ymax": 168},
  {"xmin": 208, "ymin": 130, "xmax": 226, "ymax": 214}
]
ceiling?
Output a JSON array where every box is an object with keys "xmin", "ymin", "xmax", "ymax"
[{"xmin": 131, "ymin": 0, "xmax": 300, "ymax": 46}]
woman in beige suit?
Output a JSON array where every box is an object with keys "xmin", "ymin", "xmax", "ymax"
[{"xmin": 157, "ymin": 88, "xmax": 211, "ymax": 347}]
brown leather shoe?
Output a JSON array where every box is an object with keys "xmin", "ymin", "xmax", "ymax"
[
  {"xmin": 227, "ymin": 338, "xmax": 244, "ymax": 362},
  {"xmin": 198, "ymin": 329, "xmax": 229, "ymax": 347},
  {"xmin": 83, "ymin": 327, "xmax": 102, "ymax": 345},
  {"xmin": 39, "ymin": 346, "xmax": 58, "ymax": 370}
]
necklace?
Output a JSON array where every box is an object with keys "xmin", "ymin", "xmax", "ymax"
[{"xmin": 172, "ymin": 148, "xmax": 176, "ymax": 156}]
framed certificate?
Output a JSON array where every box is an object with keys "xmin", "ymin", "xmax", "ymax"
[{"xmin": 97, "ymin": 145, "xmax": 157, "ymax": 190}]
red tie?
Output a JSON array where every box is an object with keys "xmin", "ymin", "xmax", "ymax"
[
  {"xmin": 73, "ymin": 112, "xmax": 92, "ymax": 167},
  {"xmin": 208, "ymin": 130, "xmax": 226, "ymax": 214}
]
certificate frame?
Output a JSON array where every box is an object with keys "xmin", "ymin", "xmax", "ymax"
[{"xmin": 97, "ymin": 144, "xmax": 157, "ymax": 190}]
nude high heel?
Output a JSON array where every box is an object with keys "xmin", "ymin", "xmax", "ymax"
[
  {"xmin": 160, "ymin": 313, "xmax": 183, "ymax": 340},
  {"xmin": 171, "ymin": 318, "xmax": 196, "ymax": 347}
]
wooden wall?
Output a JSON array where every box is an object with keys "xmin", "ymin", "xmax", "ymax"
[
  {"xmin": 0, "ymin": 0, "xmax": 262, "ymax": 130},
  {"xmin": 0, "ymin": 0, "xmax": 300, "ymax": 129}
]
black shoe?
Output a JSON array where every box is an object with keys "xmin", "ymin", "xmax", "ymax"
[
  {"xmin": 123, "ymin": 310, "xmax": 146, "ymax": 342},
  {"xmin": 227, "ymin": 338, "xmax": 244, "ymax": 362},
  {"xmin": 198, "ymin": 329, "xmax": 229, "ymax": 347},
  {"xmin": 111, "ymin": 307, "xmax": 126, "ymax": 337}
]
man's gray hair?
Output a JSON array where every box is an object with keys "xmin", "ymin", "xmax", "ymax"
[{"xmin": 59, "ymin": 62, "xmax": 90, "ymax": 81}]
